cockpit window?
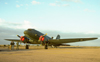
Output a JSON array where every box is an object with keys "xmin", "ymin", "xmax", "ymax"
[{"xmin": 28, "ymin": 29, "xmax": 32, "ymax": 31}]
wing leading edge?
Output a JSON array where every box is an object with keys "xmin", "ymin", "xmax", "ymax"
[
  {"xmin": 5, "ymin": 39, "xmax": 21, "ymax": 42},
  {"xmin": 49, "ymin": 38, "xmax": 98, "ymax": 44}
]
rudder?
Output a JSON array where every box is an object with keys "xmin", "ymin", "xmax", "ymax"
[{"xmin": 56, "ymin": 34, "xmax": 60, "ymax": 39}]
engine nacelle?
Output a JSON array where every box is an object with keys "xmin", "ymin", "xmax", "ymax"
[
  {"xmin": 20, "ymin": 36, "xmax": 29, "ymax": 43},
  {"xmin": 39, "ymin": 35, "xmax": 45, "ymax": 41}
]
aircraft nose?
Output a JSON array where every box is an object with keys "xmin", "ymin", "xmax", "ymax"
[{"xmin": 24, "ymin": 30, "xmax": 29, "ymax": 34}]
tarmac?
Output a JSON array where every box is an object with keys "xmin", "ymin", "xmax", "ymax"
[{"xmin": 0, "ymin": 46, "xmax": 100, "ymax": 62}]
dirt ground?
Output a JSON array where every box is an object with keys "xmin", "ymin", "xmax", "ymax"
[{"xmin": 0, "ymin": 46, "xmax": 100, "ymax": 62}]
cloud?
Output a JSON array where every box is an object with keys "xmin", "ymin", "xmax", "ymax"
[
  {"xmin": 62, "ymin": 4, "xmax": 70, "ymax": 7},
  {"xmin": 0, "ymin": 26, "xmax": 24, "ymax": 44},
  {"xmin": 16, "ymin": 1, "xmax": 19, "ymax": 3},
  {"xmin": 49, "ymin": 1, "xmax": 61, "ymax": 6},
  {"xmin": 0, "ymin": 18, "xmax": 5, "ymax": 23},
  {"xmin": 0, "ymin": 18, "xmax": 36, "ymax": 29},
  {"xmin": 84, "ymin": 9, "xmax": 88, "ymax": 11},
  {"xmin": 49, "ymin": 1, "xmax": 70, "ymax": 7},
  {"xmin": 49, "ymin": 3, "xmax": 56, "ymax": 6},
  {"xmin": 31, "ymin": 1, "xmax": 41, "ymax": 5},
  {"xmin": 85, "ymin": 31, "xmax": 100, "ymax": 35},
  {"xmin": 49, "ymin": 3, "xmax": 69, "ymax": 7},
  {"xmin": 15, "ymin": 20, "xmax": 36, "ymax": 29},
  {"xmin": 55, "ymin": 1, "xmax": 62, "ymax": 4},
  {"xmin": 26, "ymin": 4, "xmax": 28, "ymax": 6},
  {"xmin": 16, "ymin": 4, "xmax": 20, "ymax": 7},
  {"xmin": 84, "ymin": 9, "xmax": 95, "ymax": 12},
  {"xmin": 62, "ymin": 0, "xmax": 82, "ymax": 3},
  {"xmin": 20, "ymin": 4, "xmax": 23, "ymax": 6},
  {"xmin": 0, "ymin": 18, "xmax": 36, "ymax": 44},
  {"xmin": 5, "ymin": 2, "xmax": 8, "ymax": 4},
  {"xmin": 86, "ymin": 31, "xmax": 95, "ymax": 34},
  {"xmin": 26, "ymin": 8, "xmax": 28, "ymax": 9},
  {"xmin": 16, "ymin": 4, "xmax": 24, "ymax": 7},
  {"xmin": 41, "ymin": 30, "xmax": 100, "ymax": 38}
]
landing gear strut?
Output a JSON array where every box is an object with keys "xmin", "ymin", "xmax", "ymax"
[
  {"xmin": 26, "ymin": 45, "xmax": 29, "ymax": 49},
  {"xmin": 45, "ymin": 41, "xmax": 48, "ymax": 49},
  {"xmin": 16, "ymin": 42, "xmax": 19, "ymax": 50}
]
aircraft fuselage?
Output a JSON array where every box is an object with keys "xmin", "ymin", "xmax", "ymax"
[{"xmin": 24, "ymin": 29, "xmax": 51, "ymax": 44}]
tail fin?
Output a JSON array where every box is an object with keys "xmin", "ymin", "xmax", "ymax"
[{"xmin": 56, "ymin": 34, "xmax": 60, "ymax": 39}]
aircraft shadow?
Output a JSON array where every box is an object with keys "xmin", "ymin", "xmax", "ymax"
[
  {"xmin": 58, "ymin": 47, "xmax": 84, "ymax": 48},
  {"xmin": 0, "ymin": 49, "xmax": 42, "ymax": 52}
]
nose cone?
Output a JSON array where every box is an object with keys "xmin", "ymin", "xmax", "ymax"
[{"xmin": 24, "ymin": 30, "xmax": 29, "ymax": 34}]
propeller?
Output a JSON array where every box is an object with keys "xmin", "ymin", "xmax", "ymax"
[
  {"xmin": 17, "ymin": 35, "xmax": 29, "ymax": 43},
  {"xmin": 38, "ymin": 33, "xmax": 47, "ymax": 45},
  {"xmin": 17, "ymin": 35, "xmax": 22, "ymax": 45},
  {"xmin": 20, "ymin": 36, "xmax": 25, "ymax": 41},
  {"xmin": 17, "ymin": 35, "xmax": 24, "ymax": 41}
]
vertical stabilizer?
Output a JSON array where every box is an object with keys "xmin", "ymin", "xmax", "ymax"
[{"xmin": 56, "ymin": 34, "xmax": 60, "ymax": 39}]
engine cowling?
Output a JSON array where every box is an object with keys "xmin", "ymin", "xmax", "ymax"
[
  {"xmin": 20, "ymin": 36, "xmax": 29, "ymax": 43},
  {"xmin": 39, "ymin": 35, "xmax": 45, "ymax": 41},
  {"xmin": 38, "ymin": 35, "xmax": 46, "ymax": 45}
]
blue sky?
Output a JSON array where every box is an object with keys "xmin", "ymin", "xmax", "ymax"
[{"xmin": 0, "ymin": 0, "xmax": 100, "ymax": 46}]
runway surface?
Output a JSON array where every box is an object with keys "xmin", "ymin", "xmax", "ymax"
[{"xmin": 0, "ymin": 46, "xmax": 100, "ymax": 62}]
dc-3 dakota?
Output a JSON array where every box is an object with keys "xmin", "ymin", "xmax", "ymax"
[{"xmin": 5, "ymin": 29, "xmax": 98, "ymax": 49}]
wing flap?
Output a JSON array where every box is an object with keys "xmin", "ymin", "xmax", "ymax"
[{"xmin": 49, "ymin": 38, "xmax": 97, "ymax": 44}]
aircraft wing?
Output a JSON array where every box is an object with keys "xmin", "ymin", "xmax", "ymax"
[
  {"xmin": 5, "ymin": 39, "xmax": 21, "ymax": 42},
  {"xmin": 49, "ymin": 38, "xmax": 97, "ymax": 44}
]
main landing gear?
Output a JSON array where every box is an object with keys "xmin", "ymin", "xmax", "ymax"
[{"xmin": 45, "ymin": 41, "xmax": 48, "ymax": 49}]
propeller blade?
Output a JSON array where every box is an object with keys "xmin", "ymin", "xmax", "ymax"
[
  {"xmin": 43, "ymin": 33, "xmax": 47, "ymax": 37},
  {"xmin": 17, "ymin": 35, "xmax": 21, "ymax": 38}
]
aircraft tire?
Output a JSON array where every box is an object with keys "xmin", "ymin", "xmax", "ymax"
[
  {"xmin": 54, "ymin": 46, "xmax": 57, "ymax": 48},
  {"xmin": 45, "ymin": 44, "xmax": 48, "ymax": 49}
]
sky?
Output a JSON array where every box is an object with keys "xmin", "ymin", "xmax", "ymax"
[{"xmin": 0, "ymin": 0, "xmax": 100, "ymax": 46}]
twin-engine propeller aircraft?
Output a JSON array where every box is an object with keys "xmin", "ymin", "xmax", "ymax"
[{"xmin": 5, "ymin": 29, "xmax": 98, "ymax": 49}]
